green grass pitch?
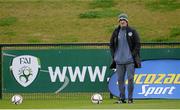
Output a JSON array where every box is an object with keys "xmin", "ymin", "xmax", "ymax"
[{"xmin": 0, "ymin": 93, "xmax": 180, "ymax": 109}]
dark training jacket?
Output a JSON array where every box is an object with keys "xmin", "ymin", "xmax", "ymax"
[{"xmin": 110, "ymin": 26, "xmax": 141, "ymax": 68}]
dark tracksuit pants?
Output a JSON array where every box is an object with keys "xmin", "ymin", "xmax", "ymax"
[{"xmin": 116, "ymin": 63, "xmax": 135, "ymax": 100}]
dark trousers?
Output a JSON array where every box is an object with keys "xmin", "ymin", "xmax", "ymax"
[{"xmin": 116, "ymin": 63, "xmax": 135, "ymax": 100}]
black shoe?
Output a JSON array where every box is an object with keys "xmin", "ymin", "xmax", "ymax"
[
  {"xmin": 128, "ymin": 99, "xmax": 133, "ymax": 104},
  {"xmin": 114, "ymin": 99, "xmax": 126, "ymax": 104}
]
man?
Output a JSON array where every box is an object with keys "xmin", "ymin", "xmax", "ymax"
[{"xmin": 110, "ymin": 13, "xmax": 141, "ymax": 103}]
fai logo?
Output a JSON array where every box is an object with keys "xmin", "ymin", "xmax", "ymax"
[{"xmin": 10, "ymin": 55, "xmax": 41, "ymax": 87}]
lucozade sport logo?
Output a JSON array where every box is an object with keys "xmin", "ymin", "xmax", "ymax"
[
  {"xmin": 10, "ymin": 55, "xmax": 41, "ymax": 87},
  {"xmin": 108, "ymin": 60, "xmax": 180, "ymax": 99}
]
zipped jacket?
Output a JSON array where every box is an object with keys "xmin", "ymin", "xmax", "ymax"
[{"xmin": 110, "ymin": 26, "xmax": 141, "ymax": 68}]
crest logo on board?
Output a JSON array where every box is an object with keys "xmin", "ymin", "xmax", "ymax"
[{"xmin": 10, "ymin": 55, "xmax": 41, "ymax": 87}]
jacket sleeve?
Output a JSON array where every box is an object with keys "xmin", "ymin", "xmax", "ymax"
[
  {"xmin": 132, "ymin": 29, "xmax": 141, "ymax": 68},
  {"xmin": 110, "ymin": 30, "xmax": 116, "ymax": 59},
  {"xmin": 132, "ymin": 29, "xmax": 141, "ymax": 56},
  {"xmin": 109, "ymin": 30, "xmax": 117, "ymax": 69}
]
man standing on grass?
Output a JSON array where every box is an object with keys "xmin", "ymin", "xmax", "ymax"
[{"xmin": 110, "ymin": 13, "xmax": 141, "ymax": 104}]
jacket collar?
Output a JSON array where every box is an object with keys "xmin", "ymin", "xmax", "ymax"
[{"xmin": 116, "ymin": 25, "xmax": 132, "ymax": 32}]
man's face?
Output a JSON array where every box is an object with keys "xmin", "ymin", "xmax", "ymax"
[{"xmin": 119, "ymin": 19, "xmax": 128, "ymax": 27}]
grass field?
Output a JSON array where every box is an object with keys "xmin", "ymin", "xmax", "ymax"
[
  {"xmin": 0, "ymin": 98, "xmax": 180, "ymax": 109},
  {"xmin": 0, "ymin": 99, "xmax": 180, "ymax": 109},
  {"xmin": 0, "ymin": 93, "xmax": 180, "ymax": 109},
  {"xmin": 0, "ymin": 0, "xmax": 180, "ymax": 43}
]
